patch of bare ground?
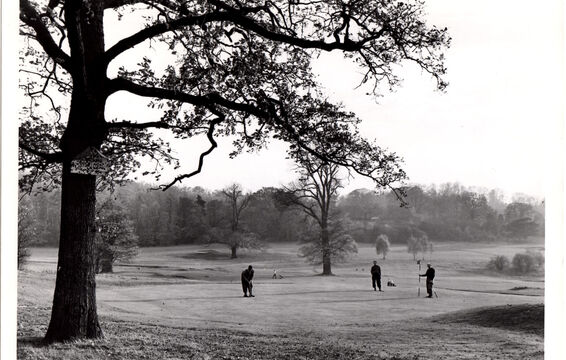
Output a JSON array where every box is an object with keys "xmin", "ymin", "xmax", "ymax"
[{"xmin": 431, "ymin": 303, "xmax": 543, "ymax": 336}]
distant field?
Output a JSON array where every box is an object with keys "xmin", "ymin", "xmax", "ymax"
[{"xmin": 18, "ymin": 241, "xmax": 544, "ymax": 359}]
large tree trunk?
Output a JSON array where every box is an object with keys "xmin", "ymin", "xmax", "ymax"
[
  {"xmin": 44, "ymin": 165, "xmax": 102, "ymax": 342},
  {"xmin": 44, "ymin": 0, "xmax": 108, "ymax": 342},
  {"xmin": 321, "ymin": 226, "xmax": 332, "ymax": 275},
  {"xmin": 231, "ymin": 245, "xmax": 238, "ymax": 259}
]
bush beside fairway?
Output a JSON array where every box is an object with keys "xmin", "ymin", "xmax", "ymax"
[{"xmin": 18, "ymin": 242, "xmax": 544, "ymax": 359}]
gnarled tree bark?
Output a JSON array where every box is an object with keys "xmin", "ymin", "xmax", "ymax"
[{"xmin": 44, "ymin": 0, "xmax": 108, "ymax": 342}]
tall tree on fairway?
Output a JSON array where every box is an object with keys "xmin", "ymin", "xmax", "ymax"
[
  {"xmin": 284, "ymin": 160, "xmax": 343, "ymax": 275},
  {"xmin": 19, "ymin": 0, "xmax": 449, "ymax": 342},
  {"xmin": 298, "ymin": 216, "xmax": 358, "ymax": 268},
  {"xmin": 217, "ymin": 183, "xmax": 258, "ymax": 258}
]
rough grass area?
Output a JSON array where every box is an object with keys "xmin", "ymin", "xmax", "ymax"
[
  {"xmin": 18, "ymin": 243, "xmax": 545, "ymax": 359},
  {"xmin": 18, "ymin": 298, "xmax": 545, "ymax": 360},
  {"xmin": 432, "ymin": 303, "xmax": 544, "ymax": 336},
  {"xmin": 18, "ymin": 299, "xmax": 416, "ymax": 360}
]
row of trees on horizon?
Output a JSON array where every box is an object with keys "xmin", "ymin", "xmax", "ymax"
[{"xmin": 20, "ymin": 179, "xmax": 544, "ymax": 255}]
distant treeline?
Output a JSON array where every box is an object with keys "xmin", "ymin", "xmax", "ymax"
[{"xmin": 21, "ymin": 182, "xmax": 544, "ymax": 247}]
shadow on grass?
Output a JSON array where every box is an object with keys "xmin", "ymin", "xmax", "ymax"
[
  {"xmin": 440, "ymin": 286, "xmax": 543, "ymax": 297},
  {"xmin": 432, "ymin": 303, "xmax": 544, "ymax": 335}
]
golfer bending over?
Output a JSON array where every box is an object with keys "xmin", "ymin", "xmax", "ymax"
[
  {"xmin": 241, "ymin": 265, "xmax": 255, "ymax": 297},
  {"xmin": 419, "ymin": 263, "xmax": 435, "ymax": 298},
  {"xmin": 370, "ymin": 261, "xmax": 382, "ymax": 291}
]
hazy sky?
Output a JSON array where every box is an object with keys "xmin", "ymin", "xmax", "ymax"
[
  {"xmin": 106, "ymin": 0, "xmax": 564, "ymax": 198},
  {"xmin": 309, "ymin": 0, "xmax": 564, "ymax": 198}
]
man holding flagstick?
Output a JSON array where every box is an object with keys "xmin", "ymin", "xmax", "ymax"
[{"xmin": 419, "ymin": 263, "xmax": 436, "ymax": 298}]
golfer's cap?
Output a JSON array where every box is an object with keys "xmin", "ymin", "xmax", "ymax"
[{"xmin": 427, "ymin": 263, "xmax": 431, "ymax": 266}]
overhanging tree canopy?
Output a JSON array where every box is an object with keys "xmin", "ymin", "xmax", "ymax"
[{"xmin": 19, "ymin": 0, "xmax": 450, "ymax": 342}]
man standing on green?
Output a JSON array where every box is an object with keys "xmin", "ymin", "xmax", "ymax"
[
  {"xmin": 419, "ymin": 263, "xmax": 435, "ymax": 298},
  {"xmin": 241, "ymin": 265, "xmax": 255, "ymax": 297},
  {"xmin": 370, "ymin": 261, "xmax": 382, "ymax": 291}
]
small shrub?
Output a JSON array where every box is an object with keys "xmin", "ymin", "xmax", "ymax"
[
  {"xmin": 18, "ymin": 202, "xmax": 37, "ymax": 270},
  {"xmin": 511, "ymin": 253, "xmax": 536, "ymax": 274},
  {"xmin": 95, "ymin": 198, "xmax": 139, "ymax": 273},
  {"xmin": 488, "ymin": 251, "xmax": 544, "ymax": 275},
  {"xmin": 375, "ymin": 234, "xmax": 390, "ymax": 260},
  {"xmin": 18, "ymin": 241, "xmax": 31, "ymax": 270},
  {"xmin": 527, "ymin": 249, "xmax": 545, "ymax": 268},
  {"xmin": 487, "ymin": 255, "xmax": 509, "ymax": 272},
  {"xmin": 406, "ymin": 234, "xmax": 430, "ymax": 260}
]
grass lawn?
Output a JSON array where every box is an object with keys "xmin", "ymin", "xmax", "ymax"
[{"xmin": 17, "ymin": 241, "xmax": 544, "ymax": 359}]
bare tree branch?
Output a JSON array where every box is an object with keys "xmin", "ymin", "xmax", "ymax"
[
  {"xmin": 104, "ymin": 0, "xmax": 389, "ymax": 66},
  {"xmin": 157, "ymin": 111, "xmax": 224, "ymax": 190},
  {"xmin": 107, "ymin": 77, "xmax": 262, "ymax": 115},
  {"xmin": 208, "ymin": 0, "xmax": 387, "ymax": 51},
  {"xmin": 106, "ymin": 120, "xmax": 172, "ymax": 130},
  {"xmin": 112, "ymin": 77, "xmax": 405, "ymax": 195},
  {"xmin": 19, "ymin": 142, "xmax": 64, "ymax": 163},
  {"xmin": 103, "ymin": 0, "xmax": 180, "ymax": 10},
  {"xmin": 104, "ymin": 11, "xmax": 230, "ymax": 64},
  {"xmin": 20, "ymin": 0, "xmax": 72, "ymax": 72}
]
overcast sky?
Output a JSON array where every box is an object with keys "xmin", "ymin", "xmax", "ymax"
[
  {"xmin": 106, "ymin": 0, "xmax": 564, "ymax": 199},
  {"xmin": 309, "ymin": 0, "xmax": 564, "ymax": 199},
  {"xmin": 7, "ymin": 0, "xmax": 563, "ymax": 199}
]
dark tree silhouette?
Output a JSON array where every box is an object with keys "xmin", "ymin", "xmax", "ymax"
[
  {"xmin": 94, "ymin": 197, "xmax": 139, "ymax": 273},
  {"xmin": 19, "ymin": 0, "xmax": 449, "ymax": 342},
  {"xmin": 284, "ymin": 159, "xmax": 343, "ymax": 275},
  {"xmin": 298, "ymin": 217, "xmax": 357, "ymax": 268},
  {"xmin": 216, "ymin": 183, "xmax": 258, "ymax": 258}
]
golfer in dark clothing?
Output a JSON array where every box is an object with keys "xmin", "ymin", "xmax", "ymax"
[
  {"xmin": 370, "ymin": 261, "xmax": 382, "ymax": 291},
  {"xmin": 419, "ymin": 263, "xmax": 435, "ymax": 298},
  {"xmin": 241, "ymin": 265, "xmax": 254, "ymax": 297}
]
